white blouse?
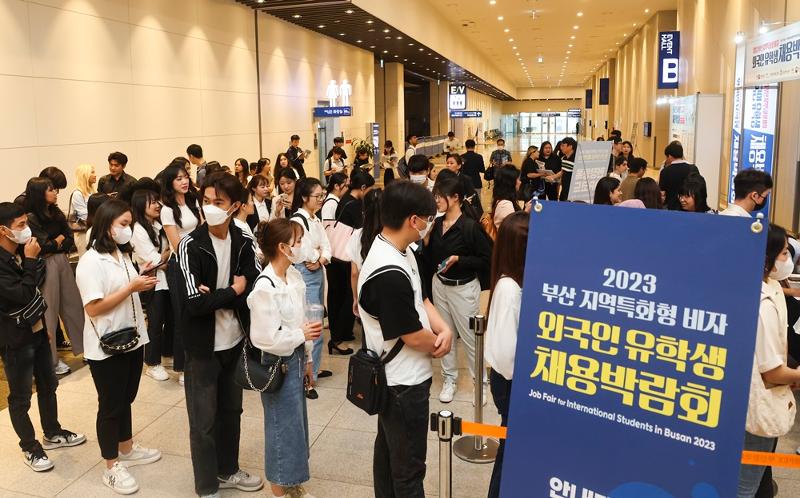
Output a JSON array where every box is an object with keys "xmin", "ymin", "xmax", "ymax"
[
  {"xmin": 69, "ymin": 189, "xmax": 89, "ymax": 222},
  {"xmin": 160, "ymin": 202, "xmax": 201, "ymax": 250},
  {"xmin": 247, "ymin": 264, "xmax": 312, "ymax": 358},
  {"xmin": 291, "ymin": 208, "xmax": 332, "ymax": 264},
  {"xmin": 76, "ymin": 248, "xmax": 149, "ymax": 361},
  {"xmin": 130, "ymin": 222, "xmax": 168, "ymax": 291},
  {"xmin": 320, "ymin": 193, "xmax": 340, "ymax": 221},
  {"xmin": 253, "ymin": 197, "xmax": 270, "ymax": 223},
  {"xmin": 484, "ymin": 276, "xmax": 522, "ymax": 380}
]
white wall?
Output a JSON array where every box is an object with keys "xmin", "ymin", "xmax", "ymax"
[{"xmin": 0, "ymin": 0, "xmax": 376, "ymax": 203}]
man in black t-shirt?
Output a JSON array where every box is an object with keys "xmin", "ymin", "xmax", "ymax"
[
  {"xmin": 658, "ymin": 141, "xmax": 700, "ymax": 210},
  {"xmin": 557, "ymin": 137, "xmax": 577, "ymax": 201},
  {"xmin": 461, "ymin": 139, "xmax": 486, "ymax": 199},
  {"xmin": 358, "ymin": 182, "xmax": 452, "ymax": 498}
]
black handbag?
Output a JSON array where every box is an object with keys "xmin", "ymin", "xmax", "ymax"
[
  {"xmin": 347, "ymin": 335, "xmax": 404, "ymax": 415},
  {"xmin": 90, "ymin": 255, "xmax": 140, "ymax": 355},
  {"xmin": 2, "ymin": 288, "xmax": 47, "ymax": 329},
  {"xmin": 235, "ymin": 338, "xmax": 287, "ymax": 393}
]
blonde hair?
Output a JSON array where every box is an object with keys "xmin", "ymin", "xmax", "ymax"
[{"xmin": 75, "ymin": 164, "xmax": 96, "ymax": 198}]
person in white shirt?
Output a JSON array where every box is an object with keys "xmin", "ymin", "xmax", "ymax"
[
  {"xmin": 405, "ymin": 134, "xmax": 418, "ymax": 164},
  {"xmin": 69, "ymin": 164, "xmax": 96, "ymax": 256},
  {"xmin": 323, "ymin": 147, "xmax": 346, "ymax": 180},
  {"xmin": 246, "ymin": 174, "xmax": 273, "ymax": 233},
  {"xmin": 159, "ymin": 162, "xmax": 203, "ymax": 385},
  {"xmin": 289, "ymin": 178, "xmax": 333, "ymax": 398},
  {"xmin": 484, "ymin": 211, "xmax": 529, "ymax": 498},
  {"xmin": 721, "ymin": 169, "xmax": 773, "ymax": 218},
  {"xmin": 247, "ymin": 218, "xmax": 322, "ymax": 498},
  {"xmin": 443, "ymin": 131, "xmax": 459, "ymax": 154},
  {"xmin": 75, "ymin": 199, "xmax": 161, "ymax": 494},
  {"xmin": 738, "ymin": 224, "xmax": 800, "ymax": 497},
  {"xmin": 129, "ymin": 190, "xmax": 172, "ymax": 382},
  {"xmin": 358, "ymin": 181, "xmax": 452, "ymax": 497},
  {"xmin": 233, "ymin": 188, "xmax": 264, "ymax": 264},
  {"xmin": 320, "ymin": 173, "xmax": 348, "ymax": 222}
]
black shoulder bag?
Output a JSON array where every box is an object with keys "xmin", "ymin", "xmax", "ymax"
[
  {"xmin": 347, "ymin": 266, "xmax": 409, "ymax": 415},
  {"xmin": 234, "ymin": 275, "xmax": 288, "ymax": 393},
  {"xmin": 91, "ymin": 254, "xmax": 140, "ymax": 355}
]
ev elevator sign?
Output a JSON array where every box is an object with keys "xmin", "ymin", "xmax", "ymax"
[
  {"xmin": 448, "ymin": 84, "xmax": 467, "ymax": 110},
  {"xmin": 658, "ymin": 31, "xmax": 681, "ymax": 89}
]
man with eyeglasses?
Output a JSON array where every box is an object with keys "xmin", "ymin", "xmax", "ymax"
[{"xmin": 720, "ymin": 169, "xmax": 773, "ymax": 217}]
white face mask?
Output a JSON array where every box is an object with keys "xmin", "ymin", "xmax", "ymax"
[
  {"xmin": 5, "ymin": 226, "xmax": 31, "ymax": 245},
  {"xmin": 112, "ymin": 225, "xmax": 132, "ymax": 245},
  {"xmin": 282, "ymin": 244, "xmax": 303, "ymax": 264},
  {"xmin": 203, "ymin": 204, "xmax": 233, "ymax": 226},
  {"xmin": 417, "ymin": 218, "xmax": 432, "ymax": 240},
  {"xmin": 770, "ymin": 256, "xmax": 794, "ymax": 281},
  {"xmin": 410, "ymin": 175, "xmax": 428, "ymax": 185}
]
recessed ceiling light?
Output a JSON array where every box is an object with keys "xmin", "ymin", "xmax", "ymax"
[
  {"xmin": 257, "ymin": 0, "xmax": 264, "ymax": 3},
  {"xmin": 408, "ymin": 42, "xmax": 414, "ymax": 46},
  {"xmin": 512, "ymin": 46, "xmax": 517, "ymax": 49},
  {"xmin": 339, "ymin": 33, "xmax": 345, "ymax": 36},
  {"xmin": 508, "ymin": 38, "xmax": 514, "ymax": 42},
  {"xmin": 573, "ymin": 25, "xmax": 579, "ymax": 29},
  {"xmin": 369, "ymin": 45, "xmax": 375, "ymax": 48},
  {"xmin": 368, "ymin": 28, "xmax": 375, "ymax": 32},
  {"xmin": 567, "ymin": 50, "xmax": 571, "ymax": 54},
  {"xmin": 318, "ymin": 24, "xmax": 325, "ymax": 28},
  {"xmin": 292, "ymin": 14, "xmax": 301, "ymax": 18},
  {"xmin": 396, "ymin": 36, "xmax": 403, "ymax": 40},
  {"xmin": 489, "ymin": 0, "xmax": 496, "ymax": 5},
  {"xmin": 570, "ymin": 35, "xmax": 576, "ymax": 39},
  {"xmin": 633, "ymin": 23, "xmax": 637, "ymax": 26},
  {"xmin": 515, "ymin": 52, "xmax": 520, "ymax": 55},
  {"xmin": 383, "ymin": 29, "xmax": 390, "ymax": 33},
  {"xmin": 577, "ymin": 11, "xmax": 583, "ymax": 17},
  {"xmin": 623, "ymin": 33, "xmax": 628, "ymax": 36},
  {"xmin": 645, "ymin": 8, "xmax": 650, "ymax": 13},
  {"xmin": 419, "ymin": 48, "xmax": 424, "ymax": 51},
  {"xmin": 366, "ymin": 20, "xmax": 374, "ymax": 24},
  {"xmin": 394, "ymin": 55, "xmax": 398, "ymax": 58},
  {"xmin": 382, "ymin": 50, "xmax": 388, "ymax": 53},
  {"xmin": 497, "ymin": 16, "xmax": 504, "ymax": 21},
  {"xmin": 504, "ymin": 28, "xmax": 510, "ymax": 33},
  {"xmin": 356, "ymin": 40, "xmax": 362, "ymax": 43},
  {"xmin": 345, "ymin": 9, "xmax": 353, "ymax": 14}
]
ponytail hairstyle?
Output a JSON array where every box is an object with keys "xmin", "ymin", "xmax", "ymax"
[
  {"xmin": 360, "ymin": 188, "xmax": 383, "ymax": 261},
  {"xmin": 433, "ymin": 174, "xmax": 479, "ymax": 221},
  {"xmin": 326, "ymin": 172, "xmax": 348, "ymax": 194},
  {"xmin": 291, "ymin": 177, "xmax": 323, "ymax": 214}
]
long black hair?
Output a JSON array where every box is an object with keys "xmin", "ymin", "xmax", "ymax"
[
  {"xmin": 234, "ymin": 157, "xmax": 249, "ymax": 186},
  {"xmin": 678, "ymin": 173, "xmax": 711, "ymax": 213},
  {"xmin": 433, "ymin": 175, "xmax": 479, "ymax": 221},
  {"xmin": 326, "ymin": 172, "xmax": 348, "ymax": 194},
  {"xmin": 765, "ymin": 224, "xmax": 788, "ymax": 279},
  {"xmin": 360, "ymin": 188, "xmax": 383, "ymax": 261},
  {"xmin": 24, "ymin": 177, "xmax": 65, "ymax": 222},
  {"xmin": 491, "ymin": 165, "xmax": 520, "ymax": 215},
  {"xmin": 160, "ymin": 161, "xmax": 201, "ymax": 228},
  {"xmin": 88, "ymin": 199, "xmax": 132, "ymax": 254},
  {"xmin": 593, "ymin": 177, "xmax": 621, "ymax": 205},
  {"xmin": 131, "ymin": 189, "xmax": 162, "ymax": 249},
  {"xmin": 291, "ymin": 177, "xmax": 323, "ymax": 214}
]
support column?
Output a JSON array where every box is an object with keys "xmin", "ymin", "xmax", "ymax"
[
  {"xmin": 429, "ymin": 80, "xmax": 450, "ymax": 136},
  {"xmin": 384, "ymin": 62, "xmax": 405, "ymax": 150}
]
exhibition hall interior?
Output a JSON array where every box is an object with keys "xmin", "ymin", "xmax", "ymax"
[{"xmin": 1, "ymin": 0, "xmax": 800, "ymax": 497}]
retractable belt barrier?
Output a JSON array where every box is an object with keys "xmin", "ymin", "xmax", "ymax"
[{"xmin": 430, "ymin": 410, "xmax": 800, "ymax": 498}]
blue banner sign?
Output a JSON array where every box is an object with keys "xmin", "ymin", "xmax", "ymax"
[
  {"xmin": 568, "ymin": 109, "xmax": 582, "ymax": 118},
  {"xmin": 450, "ymin": 110, "xmax": 482, "ymax": 118},
  {"xmin": 313, "ymin": 106, "xmax": 352, "ymax": 117},
  {"xmin": 658, "ymin": 31, "xmax": 681, "ymax": 89},
  {"xmin": 734, "ymin": 85, "xmax": 778, "ymax": 215},
  {"xmin": 586, "ymin": 89, "xmax": 593, "ymax": 109},
  {"xmin": 500, "ymin": 203, "xmax": 764, "ymax": 498}
]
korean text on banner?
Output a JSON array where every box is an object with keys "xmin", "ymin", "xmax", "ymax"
[
  {"xmin": 729, "ymin": 45, "xmax": 746, "ymax": 203},
  {"xmin": 499, "ymin": 203, "xmax": 765, "ymax": 498},
  {"xmin": 567, "ymin": 141, "xmax": 613, "ymax": 204},
  {"xmin": 740, "ymin": 85, "xmax": 778, "ymax": 215},
  {"xmin": 744, "ymin": 21, "xmax": 800, "ymax": 86}
]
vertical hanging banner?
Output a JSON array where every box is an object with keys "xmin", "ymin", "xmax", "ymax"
[
  {"xmin": 658, "ymin": 31, "xmax": 681, "ymax": 89},
  {"xmin": 586, "ymin": 89, "xmax": 593, "ymax": 109},
  {"xmin": 744, "ymin": 21, "xmax": 800, "ymax": 86},
  {"xmin": 740, "ymin": 85, "xmax": 778, "ymax": 214},
  {"xmin": 500, "ymin": 203, "xmax": 765, "ymax": 498},
  {"xmin": 599, "ymin": 79, "xmax": 610, "ymax": 105},
  {"xmin": 728, "ymin": 45, "xmax": 746, "ymax": 204}
]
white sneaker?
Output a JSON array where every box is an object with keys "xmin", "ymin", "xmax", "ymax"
[
  {"xmin": 118, "ymin": 442, "xmax": 161, "ymax": 467},
  {"xmin": 43, "ymin": 429, "xmax": 87, "ymax": 449},
  {"xmin": 178, "ymin": 373, "xmax": 185, "ymax": 386},
  {"xmin": 23, "ymin": 447, "xmax": 54, "ymax": 472},
  {"xmin": 103, "ymin": 461, "xmax": 139, "ymax": 495},
  {"xmin": 54, "ymin": 360, "xmax": 70, "ymax": 376},
  {"xmin": 218, "ymin": 469, "xmax": 263, "ymax": 491},
  {"xmin": 145, "ymin": 365, "xmax": 170, "ymax": 382},
  {"xmin": 439, "ymin": 379, "xmax": 457, "ymax": 403}
]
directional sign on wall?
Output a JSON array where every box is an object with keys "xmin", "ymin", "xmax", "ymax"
[{"xmin": 448, "ymin": 84, "xmax": 467, "ymax": 110}]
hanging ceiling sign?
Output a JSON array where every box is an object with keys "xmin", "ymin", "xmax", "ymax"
[
  {"xmin": 449, "ymin": 84, "xmax": 467, "ymax": 110},
  {"xmin": 744, "ymin": 21, "xmax": 800, "ymax": 86},
  {"xmin": 450, "ymin": 110, "xmax": 482, "ymax": 118},
  {"xmin": 658, "ymin": 31, "xmax": 681, "ymax": 89}
]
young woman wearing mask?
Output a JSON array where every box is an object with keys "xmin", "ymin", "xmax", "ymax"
[
  {"xmin": 25, "ymin": 178, "xmax": 84, "ymax": 375},
  {"xmin": 248, "ymin": 219, "xmax": 321, "ymax": 498},
  {"xmin": 75, "ymin": 199, "xmax": 161, "ymax": 494},
  {"xmin": 270, "ymin": 168, "xmax": 297, "ymax": 220},
  {"xmin": 484, "ymin": 211, "xmax": 529, "ymax": 498},
  {"xmin": 160, "ymin": 162, "xmax": 202, "ymax": 385},
  {"xmin": 290, "ymin": 178, "xmax": 333, "ymax": 398}
]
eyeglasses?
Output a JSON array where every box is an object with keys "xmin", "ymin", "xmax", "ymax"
[{"xmin": 308, "ymin": 194, "xmax": 324, "ymax": 199}]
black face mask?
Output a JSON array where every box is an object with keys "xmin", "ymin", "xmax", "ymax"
[{"xmin": 753, "ymin": 199, "xmax": 767, "ymax": 211}]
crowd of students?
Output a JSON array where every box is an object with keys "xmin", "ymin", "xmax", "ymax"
[{"xmin": 0, "ymin": 132, "xmax": 793, "ymax": 498}]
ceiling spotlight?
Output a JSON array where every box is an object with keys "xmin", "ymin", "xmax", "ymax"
[
  {"xmin": 512, "ymin": 46, "xmax": 517, "ymax": 49},
  {"xmin": 292, "ymin": 14, "xmax": 301, "ymax": 18},
  {"xmin": 489, "ymin": 0, "xmax": 496, "ymax": 5},
  {"xmin": 318, "ymin": 24, "xmax": 325, "ymax": 28},
  {"xmin": 734, "ymin": 31, "xmax": 745, "ymax": 44},
  {"xmin": 645, "ymin": 9, "xmax": 650, "ymax": 13},
  {"xmin": 515, "ymin": 52, "xmax": 520, "ymax": 55},
  {"xmin": 568, "ymin": 44, "xmax": 573, "ymax": 47},
  {"xmin": 623, "ymin": 33, "xmax": 628, "ymax": 36},
  {"xmin": 382, "ymin": 50, "xmax": 388, "ymax": 54},
  {"xmin": 419, "ymin": 48, "xmax": 424, "ymax": 51},
  {"xmin": 356, "ymin": 39, "xmax": 362, "ymax": 43},
  {"xmin": 345, "ymin": 9, "xmax": 353, "ymax": 14},
  {"xmin": 633, "ymin": 23, "xmax": 638, "ymax": 27},
  {"xmin": 577, "ymin": 11, "xmax": 583, "ymax": 17},
  {"xmin": 508, "ymin": 38, "xmax": 514, "ymax": 42},
  {"xmin": 383, "ymin": 28, "xmax": 390, "ymax": 33},
  {"xmin": 573, "ymin": 25, "xmax": 579, "ymax": 29},
  {"xmin": 369, "ymin": 45, "xmax": 375, "ymax": 48},
  {"xmin": 408, "ymin": 42, "xmax": 414, "ymax": 46},
  {"xmin": 570, "ymin": 35, "xmax": 576, "ymax": 39},
  {"xmin": 537, "ymin": 56, "xmax": 544, "ymax": 63},
  {"xmin": 497, "ymin": 16, "xmax": 504, "ymax": 21},
  {"xmin": 257, "ymin": 0, "xmax": 264, "ymax": 3},
  {"xmin": 366, "ymin": 20, "xmax": 374, "ymax": 24},
  {"xmin": 339, "ymin": 33, "xmax": 345, "ymax": 36},
  {"xmin": 504, "ymin": 28, "xmax": 510, "ymax": 33}
]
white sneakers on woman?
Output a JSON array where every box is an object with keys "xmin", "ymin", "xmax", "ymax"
[
  {"xmin": 145, "ymin": 364, "xmax": 170, "ymax": 381},
  {"xmin": 103, "ymin": 462, "xmax": 139, "ymax": 495},
  {"xmin": 118, "ymin": 442, "xmax": 161, "ymax": 467}
]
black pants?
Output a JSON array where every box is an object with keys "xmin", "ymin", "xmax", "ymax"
[
  {"xmin": 144, "ymin": 289, "xmax": 172, "ymax": 366},
  {"xmin": 374, "ymin": 378, "xmax": 431, "ymax": 498},
  {"xmin": 327, "ymin": 259, "xmax": 355, "ymax": 342},
  {"xmin": 488, "ymin": 369, "xmax": 512, "ymax": 498},
  {"xmin": 184, "ymin": 343, "xmax": 244, "ymax": 495},
  {"xmin": 1, "ymin": 331, "xmax": 62, "ymax": 451},
  {"xmin": 88, "ymin": 347, "xmax": 144, "ymax": 460},
  {"xmin": 559, "ymin": 172, "xmax": 572, "ymax": 201},
  {"xmin": 166, "ymin": 258, "xmax": 185, "ymax": 371},
  {"xmin": 544, "ymin": 182, "xmax": 559, "ymax": 201}
]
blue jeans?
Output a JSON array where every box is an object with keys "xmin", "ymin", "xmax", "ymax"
[
  {"xmin": 737, "ymin": 431, "xmax": 777, "ymax": 498},
  {"xmin": 261, "ymin": 346, "xmax": 309, "ymax": 486},
  {"xmin": 1, "ymin": 331, "xmax": 61, "ymax": 451},
  {"xmin": 295, "ymin": 263, "xmax": 324, "ymax": 381}
]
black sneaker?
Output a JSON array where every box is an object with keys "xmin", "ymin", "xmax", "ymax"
[
  {"xmin": 23, "ymin": 446, "xmax": 54, "ymax": 472},
  {"xmin": 43, "ymin": 430, "xmax": 87, "ymax": 450}
]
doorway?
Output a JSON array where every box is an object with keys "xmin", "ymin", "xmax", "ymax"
[{"xmin": 316, "ymin": 117, "xmax": 341, "ymax": 179}]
